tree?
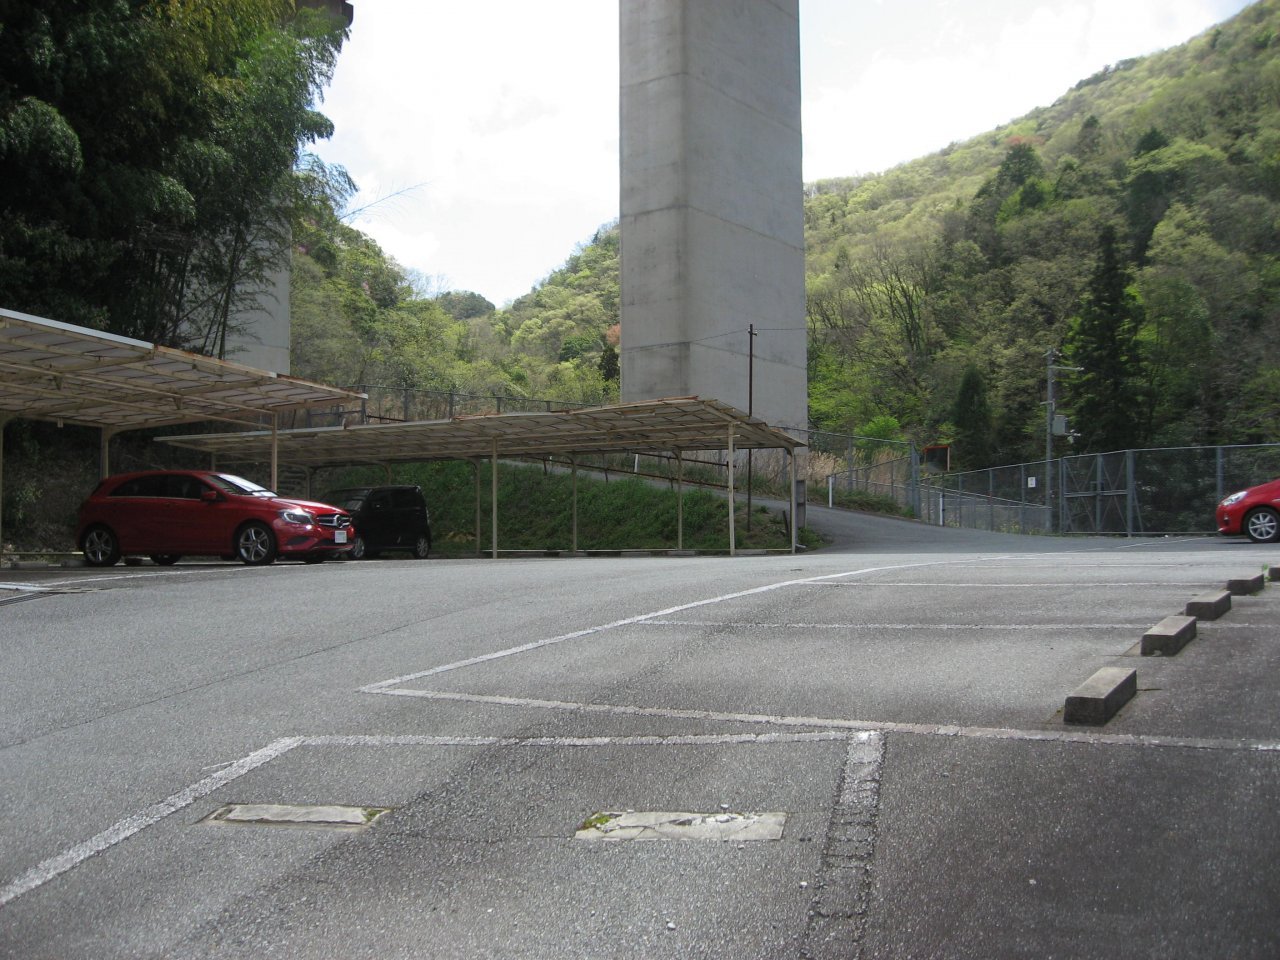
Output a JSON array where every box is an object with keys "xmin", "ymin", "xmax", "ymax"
[
  {"xmin": 1064, "ymin": 226, "xmax": 1145, "ymax": 452},
  {"xmin": 0, "ymin": 0, "xmax": 348, "ymax": 350},
  {"xmin": 951, "ymin": 367, "xmax": 994, "ymax": 468}
]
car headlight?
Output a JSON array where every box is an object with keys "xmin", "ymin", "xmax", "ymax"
[
  {"xmin": 280, "ymin": 509, "xmax": 315, "ymax": 525},
  {"xmin": 1220, "ymin": 491, "xmax": 1247, "ymax": 507}
]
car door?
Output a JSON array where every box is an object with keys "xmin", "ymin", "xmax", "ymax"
[
  {"xmin": 158, "ymin": 474, "xmax": 219, "ymax": 553},
  {"xmin": 103, "ymin": 475, "xmax": 164, "ymax": 552},
  {"xmin": 362, "ymin": 489, "xmax": 395, "ymax": 550}
]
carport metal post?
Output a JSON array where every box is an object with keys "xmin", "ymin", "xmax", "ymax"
[
  {"xmin": 99, "ymin": 427, "xmax": 116, "ymax": 479},
  {"xmin": 0, "ymin": 415, "xmax": 8, "ymax": 556},
  {"xmin": 788, "ymin": 447, "xmax": 797, "ymax": 554},
  {"xmin": 727, "ymin": 425, "xmax": 736, "ymax": 556},
  {"xmin": 571, "ymin": 455, "xmax": 579, "ymax": 552},
  {"xmin": 270, "ymin": 414, "xmax": 278, "ymax": 492},
  {"xmin": 472, "ymin": 459, "xmax": 482, "ymax": 557},
  {"xmin": 676, "ymin": 449, "xmax": 684, "ymax": 551},
  {"xmin": 491, "ymin": 439, "xmax": 499, "ymax": 559}
]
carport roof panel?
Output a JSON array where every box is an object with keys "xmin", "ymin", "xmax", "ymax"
[
  {"xmin": 0, "ymin": 308, "xmax": 362, "ymax": 430},
  {"xmin": 162, "ymin": 397, "xmax": 805, "ymax": 466}
]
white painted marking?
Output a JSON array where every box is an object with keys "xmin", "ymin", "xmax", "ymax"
[
  {"xmin": 302, "ymin": 731, "xmax": 860, "ymax": 748},
  {"xmin": 360, "ymin": 556, "xmax": 1020, "ymax": 692},
  {"xmin": 804, "ymin": 581, "xmax": 1196, "ymax": 588},
  {"xmin": 641, "ymin": 620, "xmax": 1152, "ymax": 630},
  {"xmin": 374, "ymin": 689, "xmax": 1280, "ymax": 753},
  {"xmin": 0, "ymin": 737, "xmax": 303, "ymax": 908}
]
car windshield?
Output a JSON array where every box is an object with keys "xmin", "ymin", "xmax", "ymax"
[
  {"xmin": 322, "ymin": 491, "xmax": 366, "ymax": 511},
  {"xmin": 207, "ymin": 473, "xmax": 277, "ymax": 497}
]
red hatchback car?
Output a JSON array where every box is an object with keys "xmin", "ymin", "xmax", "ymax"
[
  {"xmin": 1216, "ymin": 476, "xmax": 1280, "ymax": 543},
  {"xmin": 77, "ymin": 470, "xmax": 355, "ymax": 566}
]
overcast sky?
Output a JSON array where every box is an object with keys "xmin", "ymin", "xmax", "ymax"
[{"xmin": 312, "ymin": 0, "xmax": 1255, "ymax": 307}]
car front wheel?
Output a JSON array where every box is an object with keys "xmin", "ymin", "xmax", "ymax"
[
  {"xmin": 82, "ymin": 525, "xmax": 121, "ymax": 567},
  {"xmin": 235, "ymin": 522, "xmax": 278, "ymax": 565},
  {"xmin": 413, "ymin": 534, "xmax": 431, "ymax": 559},
  {"xmin": 1244, "ymin": 507, "xmax": 1280, "ymax": 543},
  {"xmin": 347, "ymin": 535, "xmax": 366, "ymax": 560}
]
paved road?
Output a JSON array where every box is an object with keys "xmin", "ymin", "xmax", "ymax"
[{"xmin": 1, "ymin": 512, "xmax": 1277, "ymax": 958}]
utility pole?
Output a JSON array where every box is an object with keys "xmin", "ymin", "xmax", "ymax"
[
  {"xmin": 1043, "ymin": 350, "xmax": 1082, "ymax": 533},
  {"xmin": 746, "ymin": 324, "xmax": 757, "ymax": 532}
]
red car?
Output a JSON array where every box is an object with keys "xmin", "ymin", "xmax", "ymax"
[
  {"xmin": 1216, "ymin": 477, "xmax": 1280, "ymax": 543},
  {"xmin": 76, "ymin": 470, "xmax": 355, "ymax": 566}
]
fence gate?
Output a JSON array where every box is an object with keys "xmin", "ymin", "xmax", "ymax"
[{"xmin": 1060, "ymin": 452, "xmax": 1137, "ymax": 535}]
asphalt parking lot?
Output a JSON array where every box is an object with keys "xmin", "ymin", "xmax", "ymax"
[{"xmin": 1, "ymin": 511, "xmax": 1277, "ymax": 959}]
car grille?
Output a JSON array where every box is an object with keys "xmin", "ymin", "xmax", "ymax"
[{"xmin": 315, "ymin": 513, "xmax": 351, "ymax": 529}]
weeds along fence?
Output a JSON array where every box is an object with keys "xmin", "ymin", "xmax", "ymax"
[{"xmin": 919, "ymin": 444, "xmax": 1280, "ymax": 536}]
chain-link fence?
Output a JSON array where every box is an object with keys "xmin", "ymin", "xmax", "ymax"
[
  {"xmin": 283, "ymin": 385, "xmax": 595, "ymax": 429},
  {"xmin": 915, "ymin": 444, "xmax": 1280, "ymax": 536}
]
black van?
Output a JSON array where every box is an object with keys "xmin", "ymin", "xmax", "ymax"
[{"xmin": 321, "ymin": 485, "xmax": 432, "ymax": 560}]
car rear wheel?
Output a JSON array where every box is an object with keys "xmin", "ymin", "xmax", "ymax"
[
  {"xmin": 150, "ymin": 554, "xmax": 181, "ymax": 566},
  {"xmin": 234, "ymin": 521, "xmax": 277, "ymax": 565},
  {"xmin": 1244, "ymin": 507, "xmax": 1280, "ymax": 543},
  {"xmin": 412, "ymin": 534, "xmax": 431, "ymax": 559},
  {"xmin": 347, "ymin": 535, "xmax": 367, "ymax": 560},
  {"xmin": 82, "ymin": 525, "xmax": 121, "ymax": 567}
]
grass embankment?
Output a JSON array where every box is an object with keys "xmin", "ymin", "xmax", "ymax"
[{"xmin": 320, "ymin": 461, "xmax": 820, "ymax": 556}]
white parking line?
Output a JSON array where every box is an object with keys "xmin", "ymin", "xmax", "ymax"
[
  {"xmin": 369, "ymin": 688, "xmax": 1280, "ymax": 754},
  {"xmin": 640, "ymin": 620, "xmax": 1152, "ymax": 630},
  {"xmin": 360, "ymin": 557, "xmax": 1018, "ymax": 692},
  {"xmin": 0, "ymin": 737, "xmax": 303, "ymax": 909}
]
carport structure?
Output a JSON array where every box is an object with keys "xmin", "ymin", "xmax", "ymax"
[
  {"xmin": 0, "ymin": 308, "xmax": 363, "ymax": 555},
  {"xmin": 162, "ymin": 397, "xmax": 806, "ymax": 556}
]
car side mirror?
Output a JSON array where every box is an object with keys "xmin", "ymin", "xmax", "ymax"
[{"xmin": 201, "ymin": 489, "xmax": 220, "ymax": 503}]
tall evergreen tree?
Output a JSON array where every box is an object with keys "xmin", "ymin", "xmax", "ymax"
[
  {"xmin": 951, "ymin": 366, "xmax": 993, "ymax": 469},
  {"xmin": 1064, "ymin": 225, "xmax": 1144, "ymax": 453}
]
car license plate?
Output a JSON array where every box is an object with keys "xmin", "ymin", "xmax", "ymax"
[{"xmin": 335, "ymin": 530, "xmax": 347, "ymax": 544}]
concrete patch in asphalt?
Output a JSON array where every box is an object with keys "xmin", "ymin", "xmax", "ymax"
[
  {"xmin": 574, "ymin": 810, "xmax": 786, "ymax": 841},
  {"xmin": 204, "ymin": 803, "xmax": 390, "ymax": 829}
]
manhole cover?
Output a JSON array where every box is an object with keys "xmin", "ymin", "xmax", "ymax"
[
  {"xmin": 204, "ymin": 803, "xmax": 390, "ymax": 828},
  {"xmin": 575, "ymin": 810, "xmax": 786, "ymax": 841}
]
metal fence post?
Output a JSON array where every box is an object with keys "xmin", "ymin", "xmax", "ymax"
[
  {"xmin": 1095, "ymin": 453, "xmax": 1104, "ymax": 534},
  {"xmin": 910, "ymin": 443, "xmax": 921, "ymax": 517},
  {"xmin": 1125, "ymin": 449, "xmax": 1136, "ymax": 537}
]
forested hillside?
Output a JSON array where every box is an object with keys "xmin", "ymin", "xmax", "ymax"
[
  {"xmin": 805, "ymin": 0, "xmax": 1280, "ymax": 466},
  {"xmin": 291, "ymin": 212, "xmax": 621, "ymax": 404}
]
